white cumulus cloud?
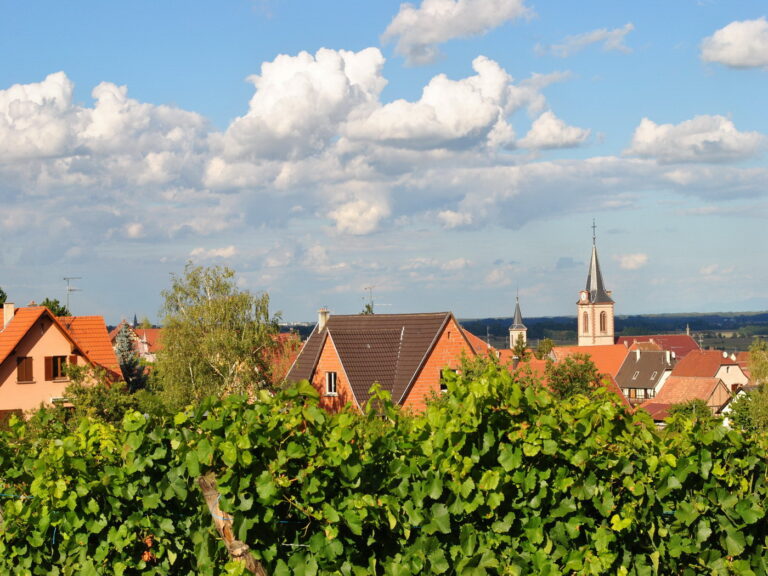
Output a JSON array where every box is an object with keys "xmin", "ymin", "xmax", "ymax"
[
  {"xmin": 625, "ymin": 115, "xmax": 764, "ymax": 163},
  {"xmin": 518, "ymin": 110, "xmax": 590, "ymax": 149},
  {"xmin": 616, "ymin": 253, "xmax": 648, "ymax": 270},
  {"xmin": 346, "ymin": 56, "xmax": 515, "ymax": 149},
  {"xmin": 328, "ymin": 195, "xmax": 391, "ymax": 235},
  {"xmin": 190, "ymin": 245, "xmax": 238, "ymax": 259},
  {"xmin": 542, "ymin": 23, "xmax": 634, "ymax": 58},
  {"xmin": 701, "ymin": 17, "xmax": 768, "ymax": 69},
  {"xmin": 382, "ymin": 0, "xmax": 531, "ymax": 66}
]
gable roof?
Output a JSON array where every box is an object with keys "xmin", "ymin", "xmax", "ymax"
[
  {"xmin": 551, "ymin": 344, "xmax": 629, "ymax": 378},
  {"xmin": 286, "ymin": 312, "xmax": 466, "ymax": 405},
  {"xmin": 60, "ymin": 316, "xmax": 121, "ymax": 375},
  {"xmin": 0, "ymin": 307, "xmax": 120, "ymax": 378},
  {"xmin": 615, "ymin": 335, "xmax": 700, "ymax": 358},
  {"xmin": 615, "ymin": 349, "xmax": 674, "ymax": 390},
  {"xmin": 671, "ymin": 349, "xmax": 739, "ymax": 378},
  {"xmin": 640, "ymin": 375, "xmax": 730, "ymax": 420}
]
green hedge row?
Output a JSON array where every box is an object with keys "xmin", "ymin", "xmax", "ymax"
[{"xmin": 1, "ymin": 363, "xmax": 767, "ymax": 575}]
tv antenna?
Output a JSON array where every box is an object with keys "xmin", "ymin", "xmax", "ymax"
[
  {"xmin": 363, "ymin": 285, "xmax": 375, "ymax": 314},
  {"xmin": 63, "ymin": 276, "xmax": 82, "ymax": 314}
]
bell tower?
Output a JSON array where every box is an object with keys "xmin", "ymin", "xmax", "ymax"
[
  {"xmin": 578, "ymin": 221, "xmax": 615, "ymax": 346},
  {"xmin": 509, "ymin": 294, "xmax": 527, "ymax": 349}
]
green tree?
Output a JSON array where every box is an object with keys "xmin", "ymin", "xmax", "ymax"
[
  {"xmin": 138, "ymin": 315, "xmax": 153, "ymax": 329},
  {"xmin": 545, "ymin": 353, "xmax": 601, "ymax": 398},
  {"xmin": 725, "ymin": 339, "xmax": 768, "ymax": 433},
  {"xmin": 0, "ymin": 286, "xmax": 6, "ymax": 305},
  {"xmin": 156, "ymin": 262, "xmax": 279, "ymax": 408},
  {"xmin": 512, "ymin": 333, "xmax": 528, "ymax": 361},
  {"xmin": 115, "ymin": 324, "xmax": 148, "ymax": 392},
  {"xmin": 40, "ymin": 297, "xmax": 70, "ymax": 316},
  {"xmin": 534, "ymin": 337, "xmax": 554, "ymax": 360}
]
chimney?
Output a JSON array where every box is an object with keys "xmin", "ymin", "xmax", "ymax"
[
  {"xmin": 635, "ymin": 349, "xmax": 640, "ymax": 362},
  {"xmin": 665, "ymin": 350, "xmax": 671, "ymax": 365},
  {"xmin": 3, "ymin": 302, "xmax": 14, "ymax": 329},
  {"xmin": 317, "ymin": 307, "xmax": 330, "ymax": 332},
  {"xmin": 512, "ymin": 356, "xmax": 520, "ymax": 370}
]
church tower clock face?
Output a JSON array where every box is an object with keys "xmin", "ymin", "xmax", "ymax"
[{"xmin": 580, "ymin": 291, "xmax": 588, "ymax": 303}]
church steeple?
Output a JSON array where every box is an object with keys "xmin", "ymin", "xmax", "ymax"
[
  {"xmin": 509, "ymin": 293, "xmax": 527, "ymax": 348},
  {"xmin": 578, "ymin": 221, "xmax": 615, "ymax": 346}
]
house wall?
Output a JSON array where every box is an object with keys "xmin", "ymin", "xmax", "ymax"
[
  {"xmin": 707, "ymin": 382, "xmax": 732, "ymax": 413},
  {"xmin": 401, "ymin": 317, "xmax": 476, "ymax": 412},
  {"xmin": 309, "ymin": 336, "xmax": 356, "ymax": 412},
  {"xmin": 0, "ymin": 316, "xmax": 81, "ymax": 412},
  {"xmin": 715, "ymin": 365, "xmax": 749, "ymax": 392}
]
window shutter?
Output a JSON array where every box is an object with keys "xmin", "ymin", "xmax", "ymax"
[{"xmin": 45, "ymin": 356, "xmax": 53, "ymax": 381}]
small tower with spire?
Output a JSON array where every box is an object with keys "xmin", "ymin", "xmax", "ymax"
[
  {"xmin": 578, "ymin": 221, "xmax": 615, "ymax": 346},
  {"xmin": 509, "ymin": 293, "xmax": 527, "ymax": 349}
]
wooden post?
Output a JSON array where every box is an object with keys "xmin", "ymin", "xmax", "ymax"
[{"xmin": 198, "ymin": 474, "xmax": 268, "ymax": 576}]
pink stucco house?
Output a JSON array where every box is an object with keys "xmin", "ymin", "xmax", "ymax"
[{"xmin": 0, "ymin": 302, "xmax": 121, "ymax": 419}]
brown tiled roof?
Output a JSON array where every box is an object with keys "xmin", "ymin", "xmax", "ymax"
[
  {"xmin": 286, "ymin": 312, "xmax": 457, "ymax": 405},
  {"xmin": 615, "ymin": 335, "xmax": 700, "ymax": 358},
  {"xmin": 551, "ymin": 344, "xmax": 629, "ymax": 378},
  {"xmin": 615, "ymin": 350, "xmax": 674, "ymax": 390},
  {"xmin": 671, "ymin": 349, "xmax": 738, "ymax": 378}
]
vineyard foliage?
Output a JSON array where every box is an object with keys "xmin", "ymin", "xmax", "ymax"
[{"xmin": 1, "ymin": 362, "xmax": 768, "ymax": 575}]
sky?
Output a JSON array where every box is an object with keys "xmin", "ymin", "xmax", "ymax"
[{"xmin": 1, "ymin": 0, "xmax": 767, "ymax": 324}]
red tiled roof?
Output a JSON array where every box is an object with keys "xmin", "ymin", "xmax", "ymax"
[
  {"xmin": 649, "ymin": 375, "xmax": 722, "ymax": 405},
  {"xmin": 616, "ymin": 335, "xmax": 700, "ymax": 358},
  {"xmin": 551, "ymin": 344, "xmax": 630, "ymax": 378},
  {"xmin": 671, "ymin": 349, "xmax": 738, "ymax": 378},
  {"xmin": 134, "ymin": 328, "xmax": 163, "ymax": 353}
]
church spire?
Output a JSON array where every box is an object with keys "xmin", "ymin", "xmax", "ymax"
[
  {"xmin": 585, "ymin": 221, "xmax": 613, "ymax": 304},
  {"xmin": 510, "ymin": 295, "xmax": 526, "ymax": 330}
]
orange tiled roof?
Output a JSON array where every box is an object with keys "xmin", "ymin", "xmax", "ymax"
[
  {"xmin": 462, "ymin": 329, "xmax": 494, "ymax": 356},
  {"xmin": 0, "ymin": 307, "xmax": 48, "ymax": 366},
  {"xmin": 671, "ymin": 349, "xmax": 738, "ymax": 378},
  {"xmin": 551, "ymin": 344, "xmax": 630, "ymax": 378},
  {"xmin": 60, "ymin": 316, "xmax": 121, "ymax": 376}
]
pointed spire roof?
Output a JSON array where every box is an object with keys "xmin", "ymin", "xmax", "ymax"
[
  {"xmin": 585, "ymin": 223, "xmax": 614, "ymax": 304},
  {"xmin": 510, "ymin": 296, "xmax": 526, "ymax": 330}
]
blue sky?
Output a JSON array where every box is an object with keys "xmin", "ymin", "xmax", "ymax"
[{"xmin": 1, "ymin": 0, "xmax": 767, "ymax": 323}]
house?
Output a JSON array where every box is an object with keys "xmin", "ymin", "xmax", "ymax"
[
  {"xmin": 614, "ymin": 348, "xmax": 675, "ymax": 406},
  {"xmin": 550, "ymin": 344, "xmax": 630, "ymax": 380},
  {"xmin": 615, "ymin": 334, "xmax": 700, "ymax": 359},
  {"xmin": 0, "ymin": 303, "xmax": 121, "ymax": 418},
  {"xmin": 286, "ymin": 310, "xmax": 481, "ymax": 412},
  {"xmin": 639, "ymin": 376, "xmax": 732, "ymax": 422},
  {"xmin": 670, "ymin": 349, "xmax": 749, "ymax": 393},
  {"xmin": 109, "ymin": 321, "xmax": 163, "ymax": 362}
]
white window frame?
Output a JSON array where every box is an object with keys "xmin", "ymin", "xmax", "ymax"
[{"xmin": 325, "ymin": 371, "xmax": 338, "ymax": 396}]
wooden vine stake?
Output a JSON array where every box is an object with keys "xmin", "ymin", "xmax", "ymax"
[{"xmin": 198, "ymin": 474, "xmax": 268, "ymax": 576}]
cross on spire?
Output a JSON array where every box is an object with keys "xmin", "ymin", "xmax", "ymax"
[{"xmin": 592, "ymin": 218, "xmax": 596, "ymax": 246}]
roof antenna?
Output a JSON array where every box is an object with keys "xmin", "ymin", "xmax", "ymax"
[
  {"xmin": 63, "ymin": 276, "xmax": 82, "ymax": 316},
  {"xmin": 592, "ymin": 218, "xmax": 597, "ymax": 246}
]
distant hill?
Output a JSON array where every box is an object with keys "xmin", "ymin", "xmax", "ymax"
[{"xmin": 459, "ymin": 312, "xmax": 768, "ymax": 351}]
